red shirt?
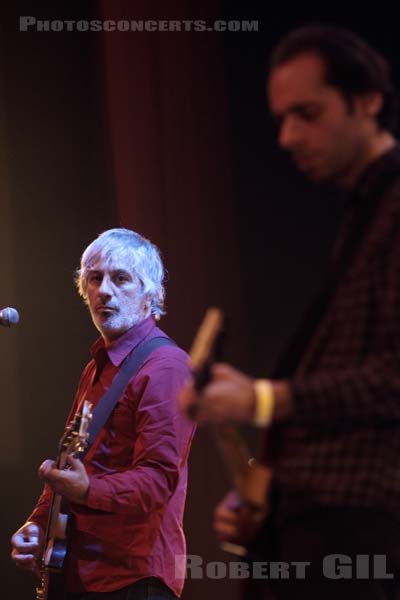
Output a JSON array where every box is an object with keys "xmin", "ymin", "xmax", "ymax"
[{"xmin": 29, "ymin": 317, "xmax": 195, "ymax": 597}]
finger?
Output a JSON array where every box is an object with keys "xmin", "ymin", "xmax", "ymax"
[
  {"xmin": 13, "ymin": 541, "xmax": 39, "ymax": 552},
  {"xmin": 223, "ymin": 490, "xmax": 242, "ymax": 509},
  {"xmin": 214, "ymin": 509, "xmax": 240, "ymax": 525},
  {"xmin": 28, "ymin": 534, "xmax": 40, "ymax": 545},
  {"xmin": 11, "ymin": 531, "xmax": 39, "ymax": 546},
  {"xmin": 39, "ymin": 459, "xmax": 56, "ymax": 470},
  {"xmin": 22, "ymin": 531, "xmax": 40, "ymax": 544},
  {"xmin": 39, "ymin": 471, "xmax": 60, "ymax": 485},
  {"xmin": 211, "ymin": 363, "xmax": 237, "ymax": 379},
  {"xmin": 12, "ymin": 552, "xmax": 37, "ymax": 567},
  {"xmin": 195, "ymin": 400, "xmax": 231, "ymax": 424},
  {"xmin": 13, "ymin": 551, "xmax": 35, "ymax": 560},
  {"xmin": 215, "ymin": 502, "xmax": 241, "ymax": 518},
  {"xmin": 10, "ymin": 533, "xmax": 23, "ymax": 545},
  {"xmin": 66, "ymin": 454, "xmax": 81, "ymax": 469},
  {"xmin": 214, "ymin": 521, "xmax": 240, "ymax": 540},
  {"xmin": 38, "ymin": 459, "xmax": 57, "ymax": 479},
  {"xmin": 14, "ymin": 559, "xmax": 37, "ymax": 571}
]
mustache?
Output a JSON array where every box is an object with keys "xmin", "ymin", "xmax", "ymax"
[{"xmin": 95, "ymin": 303, "xmax": 118, "ymax": 310}]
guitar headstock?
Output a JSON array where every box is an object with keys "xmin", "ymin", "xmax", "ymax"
[
  {"xmin": 190, "ymin": 307, "xmax": 224, "ymax": 389},
  {"xmin": 58, "ymin": 400, "xmax": 92, "ymax": 462}
]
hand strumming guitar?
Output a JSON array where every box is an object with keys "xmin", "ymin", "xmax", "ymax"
[
  {"xmin": 214, "ymin": 490, "xmax": 267, "ymax": 548},
  {"xmin": 11, "ymin": 521, "xmax": 43, "ymax": 573}
]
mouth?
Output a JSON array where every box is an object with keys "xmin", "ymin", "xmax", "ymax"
[
  {"xmin": 96, "ymin": 305, "xmax": 117, "ymax": 313},
  {"xmin": 293, "ymin": 153, "xmax": 319, "ymax": 172},
  {"xmin": 295, "ymin": 155, "xmax": 312, "ymax": 165}
]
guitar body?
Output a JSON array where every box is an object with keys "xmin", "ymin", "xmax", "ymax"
[
  {"xmin": 46, "ymin": 535, "xmax": 68, "ymax": 570},
  {"xmin": 36, "ymin": 401, "xmax": 92, "ymax": 600},
  {"xmin": 36, "ymin": 506, "xmax": 68, "ymax": 600}
]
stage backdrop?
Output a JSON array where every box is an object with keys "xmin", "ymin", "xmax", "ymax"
[{"xmin": 2, "ymin": 3, "xmax": 398, "ymax": 600}]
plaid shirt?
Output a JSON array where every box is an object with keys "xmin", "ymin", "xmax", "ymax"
[{"xmin": 270, "ymin": 146, "xmax": 400, "ymax": 523}]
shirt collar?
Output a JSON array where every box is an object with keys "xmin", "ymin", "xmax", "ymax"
[
  {"xmin": 90, "ymin": 316, "xmax": 156, "ymax": 367},
  {"xmin": 353, "ymin": 143, "xmax": 400, "ymax": 203}
]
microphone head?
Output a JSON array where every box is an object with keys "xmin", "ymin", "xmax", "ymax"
[{"xmin": 0, "ymin": 307, "xmax": 20, "ymax": 326}]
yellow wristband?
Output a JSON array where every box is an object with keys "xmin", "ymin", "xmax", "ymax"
[{"xmin": 253, "ymin": 379, "xmax": 274, "ymax": 427}]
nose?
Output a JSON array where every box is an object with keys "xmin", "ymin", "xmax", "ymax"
[
  {"xmin": 98, "ymin": 275, "xmax": 113, "ymax": 299},
  {"xmin": 278, "ymin": 115, "xmax": 303, "ymax": 150}
]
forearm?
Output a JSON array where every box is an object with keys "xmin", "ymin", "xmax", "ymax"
[
  {"xmin": 26, "ymin": 484, "xmax": 52, "ymax": 532},
  {"xmin": 85, "ymin": 460, "xmax": 181, "ymax": 516},
  {"xmin": 271, "ymin": 380, "xmax": 294, "ymax": 421}
]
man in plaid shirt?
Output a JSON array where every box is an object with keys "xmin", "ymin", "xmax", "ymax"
[{"xmin": 181, "ymin": 25, "xmax": 400, "ymax": 599}]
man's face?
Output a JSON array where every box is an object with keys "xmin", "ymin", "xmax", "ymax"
[
  {"xmin": 85, "ymin": 253, "xmax": 149, "ymax": 343},
  {"xmin": 267, "ymin": 52, "xmax": 374, "ymax": 185}
]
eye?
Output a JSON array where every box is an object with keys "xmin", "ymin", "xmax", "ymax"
[
  {"xmin": 114, "ymin": 272, "xmax": 131, "ymax": 284},
  {"xmin": 88, "ymin": 273, "xmax": 102, "ymax": 283},
  {"xmin": 297, "ymin": 106, "xmax": 321, "ymax": 122}
]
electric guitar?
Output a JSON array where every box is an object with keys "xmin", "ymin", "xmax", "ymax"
[
  {"xmin": 190, "ymin": 308, "xmax": 272, "ymax": 556},
  {"xmin": 36, "ymin": 400, "xmax": 92, "ymax": 600}
]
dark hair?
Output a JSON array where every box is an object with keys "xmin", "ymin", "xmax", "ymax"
[{"xmin": 269, "ymin": 25, "xmax": 398, "ymax": 133}]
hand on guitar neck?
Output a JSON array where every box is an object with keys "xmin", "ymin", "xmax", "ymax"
[
  {"xmin": 38, "ymin": 454, "xmax": 89, "ymax": 505},
  {"xmin": 180, "ymin": 307, "xmax": 260, "ymax": 424},
  {"xmin": 180, "ymin": 304, "xmax": 293, "ymax": 426},
  {"xmin": 181, "ymin": 362, "xmax": 257, "ymax": 423}
]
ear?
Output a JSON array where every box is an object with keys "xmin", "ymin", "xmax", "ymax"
[
  {"xmin": 141, "ymin": 293, "xmax": 152, "ymax": 314},
  {"xmin": 362, "ymin": 91, "xmax": 384, "ymax": 118}
]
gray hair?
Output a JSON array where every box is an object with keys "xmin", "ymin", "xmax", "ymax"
[{"xmin": 76, "ymin": 228, "xmax": 166, "ymax": 318}]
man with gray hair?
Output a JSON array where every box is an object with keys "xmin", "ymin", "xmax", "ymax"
[{"xmin": 11, "ymin": 228, "xmax": 195, "ymax": 599}]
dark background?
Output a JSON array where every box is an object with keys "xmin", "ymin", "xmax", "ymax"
[{"xmin": 0, "ymin": 2, "xmax": 397, "ymax": 598}]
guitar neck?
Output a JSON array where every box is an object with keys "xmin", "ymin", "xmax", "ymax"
[
  {"xmin": 213, "ymin": 424, "xmax": 251, "ymax": 483},
  {"xmin": 213, "ymin": 424, "xmax": 272, "ymax": 509}
]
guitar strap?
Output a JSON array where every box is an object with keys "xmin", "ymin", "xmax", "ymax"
[{"xmin": 81, "ymin": 336, "xmax": 176, "ymax": 459}]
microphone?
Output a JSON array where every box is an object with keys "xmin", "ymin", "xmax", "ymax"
[{"xmin": 0, "ymin": 307, "xmax": 20, "ymax": 327}]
